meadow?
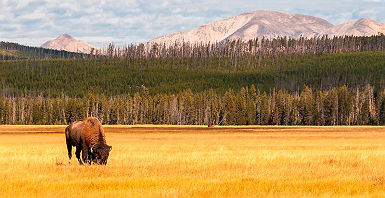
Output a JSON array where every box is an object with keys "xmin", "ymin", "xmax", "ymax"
[{"xmin": 1, "ymin": 125, "xmax": 385, "ymax": 197}]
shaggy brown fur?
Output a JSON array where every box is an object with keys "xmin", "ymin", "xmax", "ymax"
[{"xmin": 65, "ymin": 117, "xmax": 111, "ymax": 165}]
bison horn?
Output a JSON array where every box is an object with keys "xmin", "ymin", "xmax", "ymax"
[{"xmin": 91, "ymin": 147, "xmax": 95, "ymax": 153}]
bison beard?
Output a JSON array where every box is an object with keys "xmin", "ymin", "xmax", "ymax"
[
  {"xmin": 89, "ymin": 144, "xmax": 112, "ymax": 165},
  {"xmin": 65, "ymin": 117, "xmax": 112, "ymax": 165}
]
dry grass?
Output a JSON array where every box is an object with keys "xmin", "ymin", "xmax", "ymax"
[{"xmin": 1, "ymin": 125, "xmax": 385, "ymax": 197}]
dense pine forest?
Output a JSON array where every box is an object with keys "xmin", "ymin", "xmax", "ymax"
[
  {"xmin": 0, "ymin": 85, "xmax": 384, "ymax": 125},
  {"xmin": 0, "ymin": 35, "xmax": 385, "ymax": 125}
]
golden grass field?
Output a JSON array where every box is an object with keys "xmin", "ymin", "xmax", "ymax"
[{"xmin": 1, "ymin": 125, "xmax": 385, "ymax": 197}]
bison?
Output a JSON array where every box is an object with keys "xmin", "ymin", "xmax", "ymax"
[{"xmin": 65, "ymin": 117, "xmax": 112, "ymax": 165}]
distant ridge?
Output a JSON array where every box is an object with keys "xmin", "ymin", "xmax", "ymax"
[
  {"xmin": 41, "ymin": 34, "xmax": 100, "ymax": 54},
  {"xmin": 148, "ymin": 10, "xmax": 385, "ymax": 45},
  {"xmin": 318, "ymin": 18, "xmax": 385, "ymax": 37}
]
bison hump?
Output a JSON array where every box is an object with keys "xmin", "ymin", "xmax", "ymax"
[{"xmin": 83, "ymin": 117, "xmax": 106, "ymax": 147}]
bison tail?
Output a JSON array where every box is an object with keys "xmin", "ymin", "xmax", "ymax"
[{"xmin": 65, "ymin": 126, "xmax": 70, "ymax": 140}]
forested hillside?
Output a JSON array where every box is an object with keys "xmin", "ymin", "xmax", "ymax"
[
  {"xmin": 0, "ymin": 35, "xmax": 385, "ymax": 125},
  {"xmin": 0, "ymin": 42, "xmax": 91, "ymax": 60},
  {"xmin": 0, "ymin": 51, "xmax": 384, "ymax": 97}
]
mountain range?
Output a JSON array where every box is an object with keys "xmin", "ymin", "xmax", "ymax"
[
  {"xmin": 148, "ymin": 10, "xmax": 385, "ymax": 45},
  {"xmin": 39, "ymin": 10, "xmax": 385, "ymax": 53}
]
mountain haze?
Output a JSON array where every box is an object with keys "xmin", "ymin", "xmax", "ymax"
[
  {"xmin": 148, "ymin": 10, "xmax": 385, "ymax": 45},
  {"xmin": 41, "ymin": 34, "xmax": 100, "ymax": 54}
]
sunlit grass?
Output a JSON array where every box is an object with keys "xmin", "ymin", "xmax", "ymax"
[{"xmin": 1, "ymin": 126, "xmax": 385, "ymax": 197}]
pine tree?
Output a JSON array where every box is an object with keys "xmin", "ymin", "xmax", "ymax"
[
  {"xmin": 314, "ymin": 91, "xmax": 325, "ymax": 125},
  {"xmin": 324, "ymin": 90, "xmax": 338, "ymax": 125},
  {"xmin": 223, "ymin": 90, "xmax": 237, "ymax": 125},
  {"xmin": 299, "ymin": 86, "xmax": 314, "ymax": 125},
  {"xmin": 336, "ymin": 86, "xmax": 353, "ymax": 125},
  {"xmin": 378, "ymin": 90, "xmax": 385, "ymax": 125}
]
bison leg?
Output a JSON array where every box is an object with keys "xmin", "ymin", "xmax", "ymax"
[
  {"xmin": 75, "ymin": 146, "xmax": 83, "ymax": 165},
  {"xmin": 82, "ymin": 146, "xmax": 90, "ymax": 165},
  {"xmin": 66, "ymin": 142, "xmax": 72, "ymax": 164}
]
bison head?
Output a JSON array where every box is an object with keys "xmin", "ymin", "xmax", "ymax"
[{"xmin": 91, "ymin": 144, "xmax": 112, "ymax": 165}]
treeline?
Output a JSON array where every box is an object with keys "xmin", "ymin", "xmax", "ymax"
[
  {"xmin": 1, "ymin": 51, "xmax": 385, "ymax": 97},
  {"xmin": 0, "ymin": 85, "xmax": 384, "ymax": 125},
  {"xmin": 114, "ymin": 35, "xmax": 385, "ymax": 59}
]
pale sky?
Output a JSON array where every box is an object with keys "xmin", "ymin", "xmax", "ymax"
[{"xmin": 0, "ymin": 0, "xmax": 384, "ymax": 48}]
